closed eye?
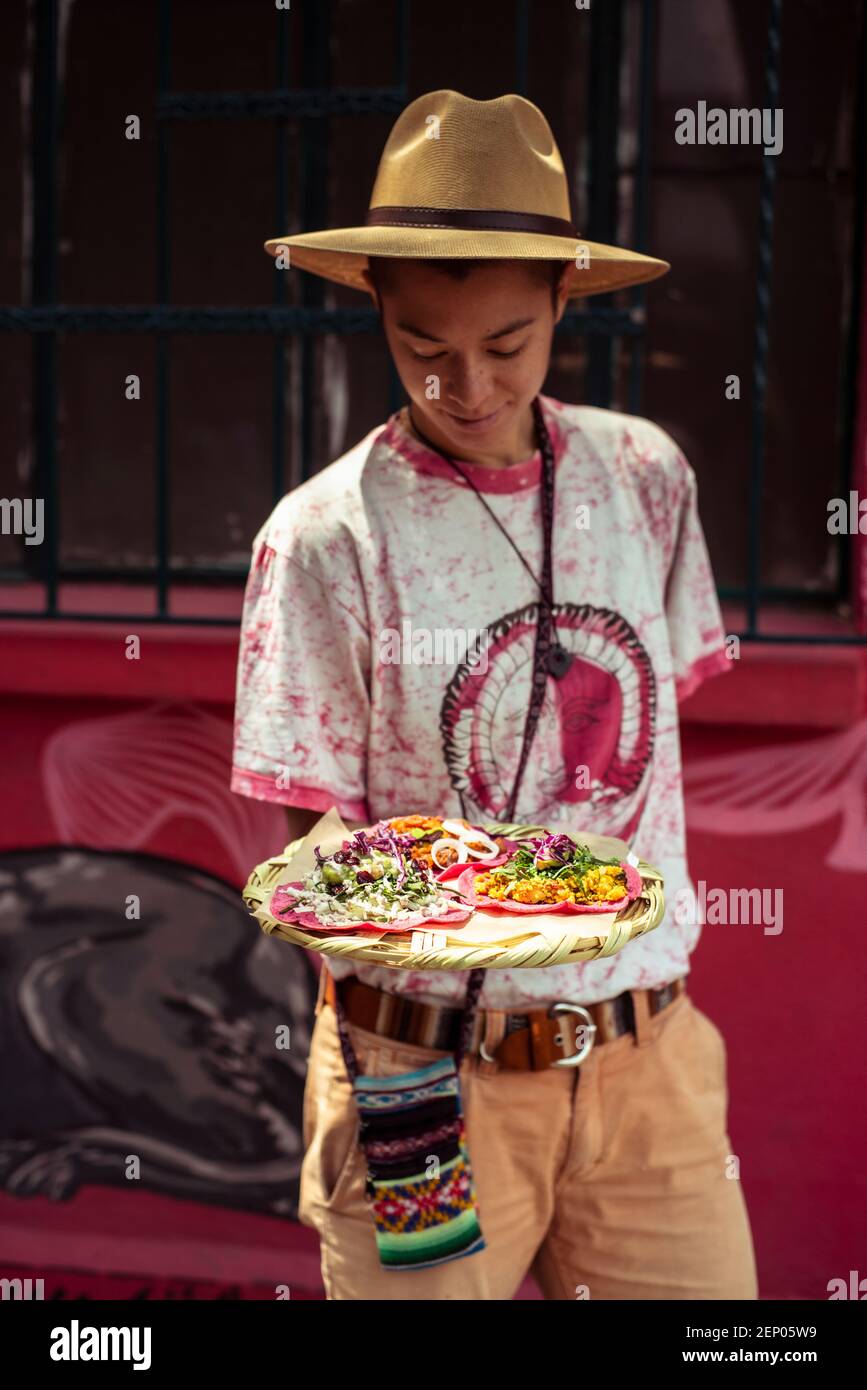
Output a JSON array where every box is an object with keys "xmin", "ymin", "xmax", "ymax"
[{"xmin": 409, "ymin": 342, "xmax": 527, "ymax": 362}]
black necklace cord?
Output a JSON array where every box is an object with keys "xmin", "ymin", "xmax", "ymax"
[
  {"xmin": 331, "ymin": 398, "xmax": 564, "ymax": 1077},
  {"xmin": 406, "ymin": 397, "xmax": 565, "ymax": 819},
  {"xmin": 406, "ymin": 405, "xmax": 545, "ymax": 596},
  {"xmin": 505, "ymin": 396, "xmax": 557, "ymax": 819}
]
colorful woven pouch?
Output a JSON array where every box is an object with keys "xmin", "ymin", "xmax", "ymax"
[{"xmin": 353, "ymin": 1055, "xmax": 485, "ymax": 1271}]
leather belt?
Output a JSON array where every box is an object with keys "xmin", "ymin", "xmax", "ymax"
[{"xmin": 320, "ymin": 970, "xmax": 687, "ymax": 1072}]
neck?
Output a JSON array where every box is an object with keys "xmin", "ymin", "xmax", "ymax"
[{"xmin": 407, "ymin": 402, "xmax": 537, "ymax": 468}]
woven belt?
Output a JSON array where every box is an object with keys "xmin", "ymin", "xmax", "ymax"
[{"xmin": 320, "ymin": 970, "xmax": 686, "ymax": 1072}]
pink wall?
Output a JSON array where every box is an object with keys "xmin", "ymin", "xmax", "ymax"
[{"xmin": 1, "ymin": 616, "xmax": 865, "ymax": 1299}]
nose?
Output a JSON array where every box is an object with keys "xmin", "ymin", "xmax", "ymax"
[{"xmin": 444, "ymin": 356, "xmax": 493, "ymax": 412}]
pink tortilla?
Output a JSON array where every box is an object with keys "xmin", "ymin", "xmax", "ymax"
[
  {"xmin": 268, "ymin": 881, "xmax": 474, "ymax": 934},
  {"xmin": 452, "ymin": 860, "xmax": 643, "ymax": 914}
]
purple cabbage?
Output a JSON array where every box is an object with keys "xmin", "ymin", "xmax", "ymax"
[
  {"xmin": 315, "ymin": 823, "xmax": 432, "ymax": 887},
  {"xmin": 531, "ymin": 832, "xmax": 577, "ymax": 865},
  {"xmin": 383, "ymin": 827, "xmax": 407, "ymax": 887}
]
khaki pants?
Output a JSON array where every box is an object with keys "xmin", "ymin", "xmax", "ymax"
[{"xmin": 299, "ymin": 983, "xmax": 759, "ymax": 1300}]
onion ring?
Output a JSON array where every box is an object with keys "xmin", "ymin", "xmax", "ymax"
[
  {"xmin": 439, "ymin": 821, "xmax": 501, "ymax": 861},
  {"xmin": 430, "ymin": 836, "xmax": 469, "ymax": 869}
]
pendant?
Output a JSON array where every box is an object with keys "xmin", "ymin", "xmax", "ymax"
[{"xmin": 546, "ymin": 643, "xmax": 573, "ymax": 679}]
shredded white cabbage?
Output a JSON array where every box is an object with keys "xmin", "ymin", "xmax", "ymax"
[{"xmin": 285, "ymin": 869, "xmax": 458, "ymax": 926}]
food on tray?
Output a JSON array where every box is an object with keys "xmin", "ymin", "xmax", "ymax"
[
  {"xmin": 452, "ymin": 832, "xmax": 642, "ymax": 916},
  {"xmin": 387, "ymin": 815, "xmax": 507, "ymax": 870},
  {"xmin": 269, "ymin": 822, "xmax": 474, "ymax": 933}
]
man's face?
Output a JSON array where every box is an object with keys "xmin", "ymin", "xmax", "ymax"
[{"xmin": 363, "ymin": 260, "xmax": 572, "ymax": 460}]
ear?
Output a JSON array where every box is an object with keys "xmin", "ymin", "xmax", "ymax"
[
  {"xmin": 361, "ymin": 264, "xmax": 381, "ymax": 313},
  {"xmin": 554, "ymin": 262, "xmax": 575, "ymax": 322}
]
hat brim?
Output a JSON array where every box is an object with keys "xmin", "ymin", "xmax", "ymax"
[{"xmin": 263, "ymin": 226, "xmax": 669, "ymax": 298}]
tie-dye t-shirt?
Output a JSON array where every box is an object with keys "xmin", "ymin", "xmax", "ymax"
[{"xmin": 231, "ymin": 393, "xmax": 729, "ymax": 1009}]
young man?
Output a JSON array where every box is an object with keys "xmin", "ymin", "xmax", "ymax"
[{"xmin": 231, "ymin": 90, "xmax": 758, "ymax": 1300}]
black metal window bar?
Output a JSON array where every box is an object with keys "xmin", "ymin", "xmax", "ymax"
[{"xmin": 1, "ymin": 0, "xmax": 865, "ymax": 644}]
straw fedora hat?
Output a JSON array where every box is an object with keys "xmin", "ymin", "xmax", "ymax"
[{"xmin": 264, "ymin": 89, "xmax": 669, "ymax": 299}]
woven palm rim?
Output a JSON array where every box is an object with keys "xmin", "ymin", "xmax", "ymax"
[{"xmin": 242, "ymin": 822, "xmax": 665, "ymax": 971}]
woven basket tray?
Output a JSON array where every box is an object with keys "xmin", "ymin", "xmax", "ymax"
[{"xmin": 242, "ymin": 821, "xmax": 665, "ymax": 971}]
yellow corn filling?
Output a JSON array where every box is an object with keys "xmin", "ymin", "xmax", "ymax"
[{"xmin": 474, "ymin": 864, "xmax": 627, "ymax": 905}]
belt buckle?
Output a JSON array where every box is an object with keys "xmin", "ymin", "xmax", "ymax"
[{"xmin": 548, "ymin": 1002, "xmax": 597, "ymax": 1068}]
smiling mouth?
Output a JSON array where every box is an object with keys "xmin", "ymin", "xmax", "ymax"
[{"xmin": 445, "ymin": 404, "xmax": 505, "ymax": 427}]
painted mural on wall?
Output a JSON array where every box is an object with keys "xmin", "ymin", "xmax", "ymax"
[
  {"xmin": 3, "ymin": 699, "xmax": 866, "ymax": 1241},
  {"xmin": 684, "ymin": 716, "xmax": 867, "ymax": 873},
  {"xmin": 0, "ymin": 702, "xmax": 315, "ymax": 1220}
]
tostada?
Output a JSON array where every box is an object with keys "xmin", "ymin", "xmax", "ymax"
[
  {"xmin": 442, "ymin": 832, "xmax": 643, "ymax": 916},
  {"xmin": 268, "ymin": 816, "xmax": 504, "ymax": 933}
]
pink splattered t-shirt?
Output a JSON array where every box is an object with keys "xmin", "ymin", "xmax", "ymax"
[{"xmin": 231, "ymin": 393, "xmax": 729, "ymax": 1009}]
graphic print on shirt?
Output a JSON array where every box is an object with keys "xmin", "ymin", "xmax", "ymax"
[{"xmin": 439, "ymin": 603, "xmax": 656, "ymax": 842}]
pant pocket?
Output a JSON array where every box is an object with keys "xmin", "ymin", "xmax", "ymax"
[
  {"xmin": 595, "ymin": 995, "xmax": 731, "ymax": 1182},
  {"xmin": 319, "ymin": 1095, "xmax": 362, "ymax": 1209},
  {"xmin": 301, "ymin": 1008, "xmax": 452, "ymax": 1219},
  {"xmin": 686, "ymin": 1001, "xmax": 728, "ymax": 1094},
  {"xmin": 300, "ymin": 1072, "xmax": 362, "ymax": 1215}
]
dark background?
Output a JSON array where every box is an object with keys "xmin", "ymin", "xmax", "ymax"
[{"xmin": 0, "ymin": 0, "xmax": 864, "ymax": 612}]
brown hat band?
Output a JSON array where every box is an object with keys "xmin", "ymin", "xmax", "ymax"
[{"xmin": 365, "ymin": 205, "xmax": 578, "ymax": 238}]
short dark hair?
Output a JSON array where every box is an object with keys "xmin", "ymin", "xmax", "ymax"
[{"xmin": 366, "ymin": 256, "xmax": 566, "ymax": 312}]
